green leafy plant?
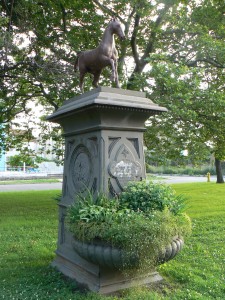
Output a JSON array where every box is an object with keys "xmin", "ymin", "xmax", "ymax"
[
  {"xmin": 119, "ymin": 180, "xmax": 187, "ymax": 215},
  {"xmin": 66, "ymin": 182, "xmax": 191, "ymax": 272}
]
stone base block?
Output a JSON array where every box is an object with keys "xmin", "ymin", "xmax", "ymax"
[{"xmin": 52, "ymin": 251, "xmax": 163, "ymax": 295}]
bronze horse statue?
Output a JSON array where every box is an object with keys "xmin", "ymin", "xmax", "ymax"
[{"xmin": 74, "ymin": 18, "xmax": 125, "ymax": 93}]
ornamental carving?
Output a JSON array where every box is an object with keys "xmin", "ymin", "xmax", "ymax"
[
  {"xmin": 108, "ymin": 144, "xmax": 141, "ymax": 189},
  {"xmin": 70, "ymin": 145, "xmax": 92, "ymax": 193}
]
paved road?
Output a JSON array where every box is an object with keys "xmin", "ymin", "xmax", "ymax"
[
  {"xmin": 154, "ymin": 175, "xmax": 216, "ymax": 184},
  {"xmin": 0, "ymin": 182, "xmax": 62, "ymax": 192},
  {"xmin": 0, "ymin": 175, "xmax": 216, "ymax": 192}
]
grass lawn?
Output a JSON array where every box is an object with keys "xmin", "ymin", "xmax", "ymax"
[{"xmin": 0, "ymin": 183, "xmax": 224, "ymax": 299}]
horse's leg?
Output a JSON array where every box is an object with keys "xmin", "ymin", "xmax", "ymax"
[
  {"xmin": 92, "ymin": 71, "xmax": 101, "ymax": 88},
  {"xmin": 99, "ymin": 55, "xmax": 116, "ymax": 83},
  {"xmin": 108, "ymin": 58, "xmax": 116, "ymax": 82},
  {"xmin": 79, "ymin": 71, "xmax": 85, "ymax": 93},
  {"xmin": 114, "ymin": 59, "xmax": 120, "ymax": 88}
]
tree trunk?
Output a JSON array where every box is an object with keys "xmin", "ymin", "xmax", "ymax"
[
  {"xmin": 126, "ymin": 64, "xmax": 145, "ymax": 90},
  {"xmin": 215, "ymin": 158, "xmax": 224, "ymax": 183}
]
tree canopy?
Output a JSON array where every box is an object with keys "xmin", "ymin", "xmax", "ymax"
[{"xmin": 1, "ymin": 0, "xmax": 225, "ymax": 181}]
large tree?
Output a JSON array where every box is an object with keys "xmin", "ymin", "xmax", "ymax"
[
  {"xmin": 1, "ymin": 0, "xmax": 224, "ymax": 181},
  {"xmin": 97, "ymin": 0, "xmax": 225, "ymax": 182},
  {"xmin": 0, "ymin": 0, "xmax": 102, "ymax": 153}
]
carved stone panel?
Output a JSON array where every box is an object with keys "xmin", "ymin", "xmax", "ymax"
[
  {"xmin": 108, "ymin": 144, "xmax": 142, "ymax": 190},
  {"xmin": 127, "ymin": 138, "xmax": 140, "ymax": 158},
  {"xmin": 66, "ymin": 139, "xmax": 75, "ymax": 159},
  {"xmin": 108, "ymin": 137, "xmax": 121, "ymax": 158},
  {"xmin": 70, "ymin": 145, "xmax": 92, "ymax": 193}
]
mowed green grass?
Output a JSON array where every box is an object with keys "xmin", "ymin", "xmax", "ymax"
[
  {"xmin": 0, "ymin": 183, "xmax": 224, "ymax": 300},
  {"xmin": 0, "ymin": 178, "xmax": 60, "ymax": 185},
  {"xmin": 158, "ymin": 183, "xmax": 225, "ymax": 299}
]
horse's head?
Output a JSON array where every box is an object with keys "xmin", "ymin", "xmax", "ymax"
[{"xmin": 110, "ymin": 18, "xmax": 125, "ymax": 41}]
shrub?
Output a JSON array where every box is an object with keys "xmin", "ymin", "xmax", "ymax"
[
  {"xmin": 119, "ymin": 180, "xmax": 186, "ymax": 215},
  {"xmin": 146, "ymin": 165, "xmax": 217, "ymax": 176}
]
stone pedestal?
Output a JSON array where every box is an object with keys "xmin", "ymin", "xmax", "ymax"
[{"xmin": 47, "ymin": 87, "xmax": 167, "ymax": 294}]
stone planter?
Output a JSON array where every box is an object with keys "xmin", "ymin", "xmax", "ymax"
[
  {"xmin": 159, "ymin": 236, "xmax": 184, "ymax": 263},
  {"xmin": 72, "ymin": 236, "xmax": 184, "ymax": 269}
]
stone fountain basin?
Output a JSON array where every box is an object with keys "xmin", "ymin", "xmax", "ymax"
[{"xmin": 72, "ymin": 236, "xmax": 184, "ymax": 269}]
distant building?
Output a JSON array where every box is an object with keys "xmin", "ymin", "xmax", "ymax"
[
  {"xmin": 1, "ymin": 101, "xmax": 63, "ymax": 175},
  {"xmin": 3, "ymin": 129, "xmax": 63, "ymax": 175},
  {"xmin": 0, "ymin": 152, "xmax": 6, "ymax": 172}
]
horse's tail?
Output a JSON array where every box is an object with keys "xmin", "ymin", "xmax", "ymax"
[{"xmin": 74, "ymin": 51, "xmax": 82, "ymax": 72}]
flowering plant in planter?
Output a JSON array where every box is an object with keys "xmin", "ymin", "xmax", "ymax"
[{"xmin": 66, "ymin": 181, "xmax": 191, "ymax": 272}]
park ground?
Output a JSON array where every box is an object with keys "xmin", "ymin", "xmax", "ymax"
[{"xmin": 0, "ymin": 181, "xmax": 224, "ymax": 299}]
